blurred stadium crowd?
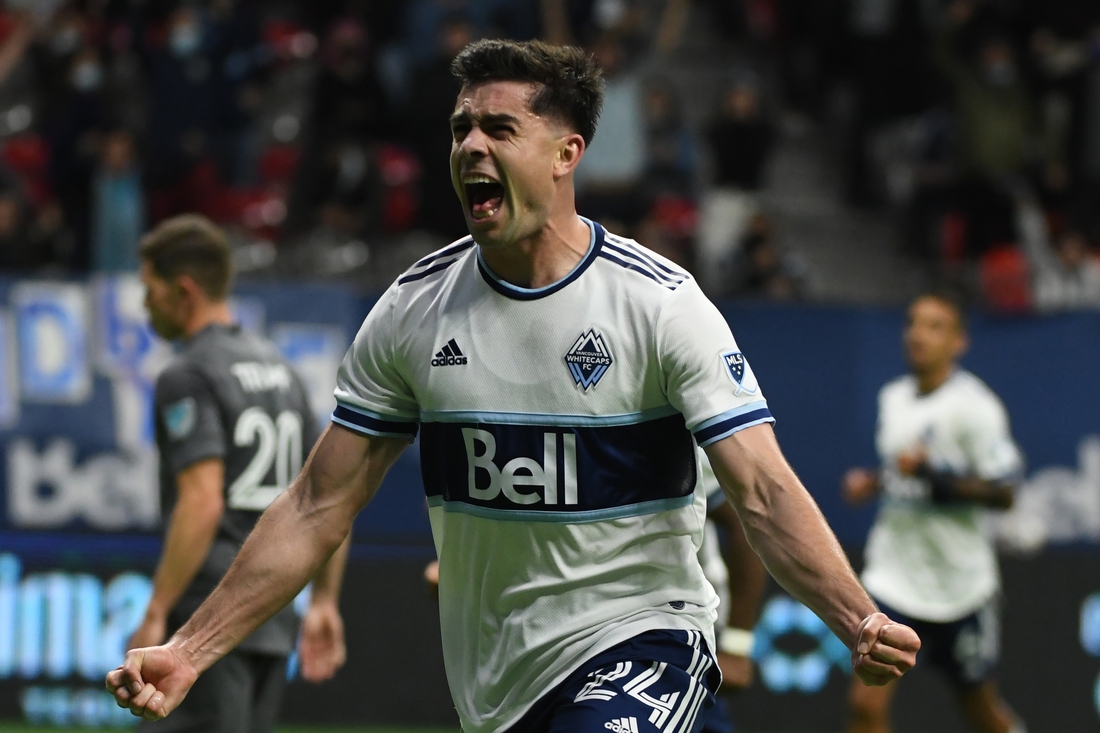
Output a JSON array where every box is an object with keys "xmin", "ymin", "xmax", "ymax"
[{"xmin": 0, "ymin": 0, "xmax": 1096, "ymax": 311}]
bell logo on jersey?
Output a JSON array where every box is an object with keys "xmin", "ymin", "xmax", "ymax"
[
  {"xmin": 462, "ymin": 427, "xmax": 578, "ymax": 505},
  {"xmin": 431, "ymin": 339, "xmax": 467, "ymax": 367},
  {"xmin": 721, "ymin": 351, "xmax": 758, "ymax": 396},
  {"xmin": 565, "ymin": 329, "xmax": 613, "ymax": 390}
]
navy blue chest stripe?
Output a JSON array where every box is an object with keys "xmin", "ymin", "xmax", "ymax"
[
  {"xmin": 598, "ymin": 251, "xmax": 679, "ymax": 289},
  {"xmin": 419, "ymin": 414, "xmax": 696, "ymax": 521},
  {"xmin": 601, "ymin": 241, "xmax": 685, "ymax": 284},
  {"xmin": 398, "ymin": 256, "xmax": 465, "ymax": 285},
  {"xmin": 605, "ymin": 234, "xmax": 688, "ymax": 280},
  {"xmin": 410, "ymin": 239, "xmax": 474, "ymax": 270}
]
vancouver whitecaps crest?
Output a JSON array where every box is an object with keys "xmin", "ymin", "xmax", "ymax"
[{"xmin": 565, "ymin": 330, "xmax": 613, "ymax": 391}]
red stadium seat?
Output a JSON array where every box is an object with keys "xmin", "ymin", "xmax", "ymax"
[
  {"xmin": 376, "ymin": 144, "xmax": 420, "ymax": 233},
  {"xmin": 979, "ymin": 245, "xmax": 1031, "ymax": 313},
  {"xmin": 940, "ymin": 212, "xmax": 967, "ymax": 264},
  {"xmin": 2, "ymin": 134, "xmax": 52, "ymax": 206},
  {"xmin": 257, "ymin": 145, "xmax": 300, "ymax": 186}
]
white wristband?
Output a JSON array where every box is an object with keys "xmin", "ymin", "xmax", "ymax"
[{"xmin": 718, "ymin": 627, "xmax": 755, "ymax": 657}]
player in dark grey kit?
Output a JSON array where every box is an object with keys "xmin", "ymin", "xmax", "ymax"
[{"xmin": 127, "ymin": 214, "xmax": 349, "ymax": 732}]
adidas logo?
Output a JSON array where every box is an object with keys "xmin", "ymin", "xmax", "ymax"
[
  {"xmin": 431, "ymin": 338, "xmax": 467, "ymax": 367},
  {"xmin": 604, "ymin": 717, "xmax": 638, "ymax": 733}
]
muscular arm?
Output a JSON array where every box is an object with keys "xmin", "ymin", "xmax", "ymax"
[
  {"xmin": 704, "ymin": 423, "xmax": 919, "ymax": 685},
  {"xmin": 109, "ymin": 424, "xmax": 406, "ymax": 718},
  {"xmin": 705, "ymin": 425, "xmax": 872, "ymax": 646},
  {"xmin": 130, "ymin": 459, "xmax": 225, "ymax": 649}
]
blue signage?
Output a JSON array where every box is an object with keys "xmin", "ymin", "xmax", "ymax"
[
  {"xmin": 753, "ymin": 595, "xmax": 850, "ymax": 694},
  {"xmin": 0, "ymin": 310, "xmax": 17, "ymax": 429},
  {"xmin": 13, "ymin": 284, "xmax": 91, "ymax": 404}
]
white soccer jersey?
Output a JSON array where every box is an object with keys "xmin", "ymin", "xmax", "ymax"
[
  {"xmin": 696, "ymin": 447, "xmax": 730, "ymax": 629},
  {"xmin": 861, "ymin": 370, "xmax": 1023, "ymax": 622},
  {"xmin": 333, "ymin": 219, "xmax": 773, "ymax": 733}
]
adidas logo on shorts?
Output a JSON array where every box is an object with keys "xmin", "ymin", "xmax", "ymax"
[
  {"xmin": 431, "ymin": 338, "xmax": 467, "ymax": 366},
  {"xmin": 604, "ymin": 717, "xmax": 638, "ymax": 733}
]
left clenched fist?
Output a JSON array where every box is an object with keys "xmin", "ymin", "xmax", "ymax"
[{"xmin": 851, "ymin": 612, "xmax": 921, "ymax": 686}]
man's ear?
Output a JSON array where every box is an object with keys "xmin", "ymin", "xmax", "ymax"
[
  {"xmin": 176, "ymin": 273, "xmax": 206, "ymax": 305},
  {"xmin": 554, "ymin": 133, "xmax": 586, "ymax": 179}
]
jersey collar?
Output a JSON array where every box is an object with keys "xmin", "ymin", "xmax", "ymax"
[{"xmin": 475, "ymin": 217, "xmax": 603, "ymax": 301}]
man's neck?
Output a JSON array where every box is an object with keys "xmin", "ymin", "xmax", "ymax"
[
  {"xmin": 478, "ymin": 214, "xmax": 592, "ymax": 289},
  {"xmin": 915, "ymin": 362, "xmax": 954, "ymax": 394},
  {"xmin": 183, "ymin": 302, "xmax": 234, "ymax": 339}
]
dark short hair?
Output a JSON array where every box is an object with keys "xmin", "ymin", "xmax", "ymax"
[
  {"xmin": 451, "ymin": 39, "xmax": 604, "ymax": 146},
  {"xmin": 139, "ymin": 214, "xmax": 233, "ymax": 300},
  {"xmin": 912, "ymin": 290, "xmax": 968, "ymax": 333}
]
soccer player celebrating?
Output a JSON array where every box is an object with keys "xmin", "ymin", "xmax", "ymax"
[
  {"xmin": 129, "ymin": 215, "xmax": 349, "ymax": 731},
  {"xmin": 842, "ymin": 293, "xmax": 1025, "ymax": 733},
  {"xmin": 108, "ymin": 41, "xmax": 919, "ymax": 732}
]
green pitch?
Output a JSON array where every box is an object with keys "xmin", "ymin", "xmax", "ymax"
[
  {"xmin": 0, "ymin": 727, "xmax": 458, "ymax": 733},
  {"xmin": 0, "ymin": 727, "xmax": 830, "ymax": 733}
]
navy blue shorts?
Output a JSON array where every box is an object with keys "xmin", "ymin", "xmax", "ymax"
[
  {"xmin": 874, "ymin": 597, "xmax": 1001, "ymax": 689},
  {"xmin": 505, "ymin": 630, "xmax": 721, "ymax": 733},
  {"xmin": 697, "ymin": 696, "xmax": 733, "ymax": 733}
]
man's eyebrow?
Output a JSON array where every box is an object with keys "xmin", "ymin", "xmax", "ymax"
[{"xmin": 449, "ymin": 111, "xmax": 521, "ymax": 127}]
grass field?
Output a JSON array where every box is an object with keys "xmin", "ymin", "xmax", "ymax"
[{"xmin": 0, "ymin": 727, "xmax": 460, "ymax": 733}]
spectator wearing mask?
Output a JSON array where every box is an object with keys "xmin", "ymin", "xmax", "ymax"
[
  {"xmin": 1017, "ymin": 199, "xmax": 1100, "ymax": 311},
  {"xmin": 91, "ymin": 128, "xmax": 144, "ymax": 273},
  {"xmin": 43, "ymin": 45, "xmax": 109, "ymax": 270},
  {"xmin": 641, "ymin": 77, "xmax": 696, "ymax": 198},
  {"xmin": 935, "ymin": 1, "xmax": 1053, "ymax": 256},
  {"xmin": 144, "ymin": 6, "xmax": 219, "ymax": 193},
  {"xmin": 289, "ymin": 137, "xmax": 378, "ymax": 251},
  {"xmin": 574, "ymin": 32, "xmax": 648, "ymax": 233},
  {"xmin": 311, "ymin": 17, "xmax": 390, "ymax": 144},
  {"xmin": 403, "ymin": 13, "xmax": 473, "ymax": 239},
  {"xmin": 697, "ymin": 75, "xmax": 774, "ymax": 294}
]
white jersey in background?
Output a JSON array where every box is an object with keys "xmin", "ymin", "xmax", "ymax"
[
  {"xmin": 333, "ymin": 219, "xmax": 773, "ymax": 733},
  {"xmin": 861, "ymin": 370, "xmax": 1023, "ymax": 622}
]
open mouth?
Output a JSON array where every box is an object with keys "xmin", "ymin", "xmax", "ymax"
[{"xmin": 464, "ymin": 176, "xmax": 504, "ymax": 221}]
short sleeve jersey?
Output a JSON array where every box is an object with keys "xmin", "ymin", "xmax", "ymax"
[
  {"xmin": 334, "ymin": 221, "xmax": 773, "ymax": 733},
  {"xmin": 154, "ymin": 324, "xmax": 320, "ymax": 655},
  {"xmin": 861, "ymin": 370, "xmax": 1023, "ymax": 622}
]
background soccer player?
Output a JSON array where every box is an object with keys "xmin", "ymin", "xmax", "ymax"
[
  {"xmin": 108, "ymin": 41, "xmax": 919, "ymax": 732},
  {"xmin": 842, "ymin": 292, "xmax": 1025, "ymax": 733},
  {"xmin": 130, "ymin": 214, "xmax": 350, "ymax": 731},
  {"xmin": 696, "ymin": 447, "xmax": 768, "ymax": 733}
]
